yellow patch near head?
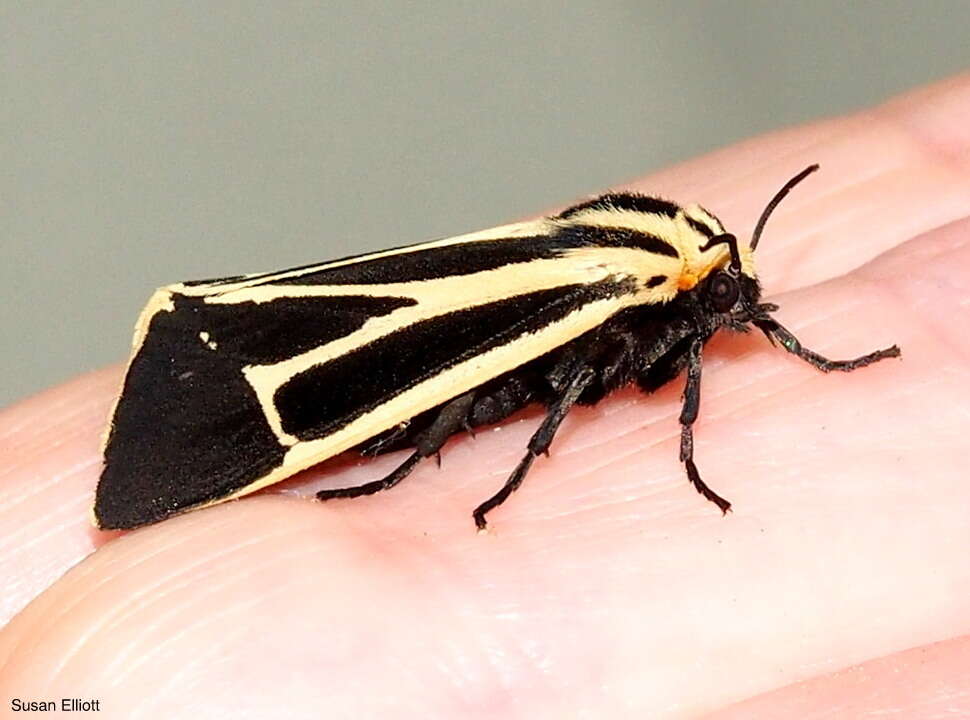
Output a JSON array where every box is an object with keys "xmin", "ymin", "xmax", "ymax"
[{"xmin": 678, "ymin": 272, "xmax": 698, "ymax": 291}]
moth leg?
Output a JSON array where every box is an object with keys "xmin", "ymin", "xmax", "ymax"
[
  {"xmin": 679, "ymin": 337, "xmax": 732, "ymax": 514},
  {"xmin": 756, "ymin": 319, "xmax": 900, "ymax": 372},
  {"xmin": 469, "ymin": 375, "xmax": 535, "ymax": 428},
  {"xmin": 316, "ymin": 451, "xmax": 422, "ymax": 500},
  {"xmin": 473, "ymin": 366, "xmax": 595, "ymax": 530},
  {"xmin": 316, "ymin": 392, "xmax": 476, "ymax": 501},
  {"xmin": 359, "ymin": 422, "xmax": 410, "ymax": 457}
]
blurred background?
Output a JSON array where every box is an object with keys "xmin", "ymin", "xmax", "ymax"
[{"xmin": 3, "ymin": 1, "xmax": 969, "ymax": 406}]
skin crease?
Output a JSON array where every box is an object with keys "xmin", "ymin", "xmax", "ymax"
[{"xmin": 0, "ymin": 74, "xmax": 969, "ymax": 719}]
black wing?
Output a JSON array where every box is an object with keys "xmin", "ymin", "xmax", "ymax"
[{"xmin": 94, "ymin": 239, "xmax": 643, "ymax": 528}]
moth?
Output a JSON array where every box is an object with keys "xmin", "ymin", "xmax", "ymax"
[{"xmin": 94, "ymin": 165, "xmax": 900, "ymax": 530}]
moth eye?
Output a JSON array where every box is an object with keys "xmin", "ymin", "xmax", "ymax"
[{"xmin": 708, "ymin": 272, "xmax": 740, "ymax": 312}]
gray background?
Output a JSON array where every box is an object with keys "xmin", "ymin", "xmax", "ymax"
[{"xmin": 3, "ymin": 1, "xmax": 969, "ymax": 406}]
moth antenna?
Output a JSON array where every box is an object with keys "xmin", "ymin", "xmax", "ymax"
[
  {"xmin": 699, "ymin": 233, "xmax": 742, "ymax": 274},
  {"xmin": 750, "ymin": 164, "xmax": 820, "ymax": 250}
]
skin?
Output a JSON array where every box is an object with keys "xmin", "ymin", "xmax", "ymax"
[{"xmin": 1, "ymin": 73, "xmax": 968, "ymax": 719}]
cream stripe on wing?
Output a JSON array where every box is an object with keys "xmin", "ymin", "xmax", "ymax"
[
  {"xmin": 206, "ymin": 292, "xmax": 640, "ymax": 506},
  {"xmin": 171, "ymin": 219, "xmax": 550, "ymax": 297},
  {"xmin": 241, "ymin": 246, "xmax": 681, "ymax": 444}
]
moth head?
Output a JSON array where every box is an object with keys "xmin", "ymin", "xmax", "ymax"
[{"xmin": 696, "ymin": 164, "xmax": 820, "ymax": 323}]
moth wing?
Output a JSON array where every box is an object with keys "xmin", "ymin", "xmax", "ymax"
[{"xmin": 95, "ymin": 237, "xmax": 641, "ymax": 529}]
